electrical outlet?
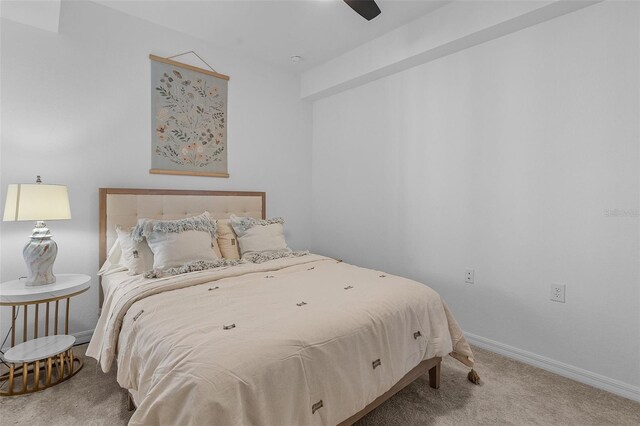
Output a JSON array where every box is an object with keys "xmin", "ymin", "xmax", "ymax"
[
  {"xmin": 550, "ymin": 283, "xmax": 566, "ymax": 303},
  {"xmin": 465, "ymin": 268, "xmax": 475, "ymax": 284}
]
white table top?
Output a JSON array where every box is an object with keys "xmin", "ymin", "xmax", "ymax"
[
  {"xmin": 2, "ymin": 335, "xmax": 76, "ymax": 363},
  {"xmin": 0, "ymin": 274, "xmax": 91, "ymax": 305}
]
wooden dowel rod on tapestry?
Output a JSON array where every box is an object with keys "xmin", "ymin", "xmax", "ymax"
[
  {"xmin": 149, "ymin": 169, "xmax": 229, "ymax": 178},
  {"xmin": 149, "ymin": 54, "xmax": 230, "ymax": 81}
]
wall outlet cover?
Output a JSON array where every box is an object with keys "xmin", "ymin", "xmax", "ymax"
[
  {"xmin": 550, "ymin": 283, "xmax": 566, "ymax": 303},
  {"xmin": 465, "ymin": 268, "xmax": 475, "ymax": 284}
]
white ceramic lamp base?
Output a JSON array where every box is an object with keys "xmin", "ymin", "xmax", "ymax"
[{"xmin": 23, "ymin": 221, "xmax": 58, "ymax": 286}]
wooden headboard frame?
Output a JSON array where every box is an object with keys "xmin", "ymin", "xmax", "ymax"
[{"xmin": 98, "ymin": 188, "xmax": 267, "ymax": 282}]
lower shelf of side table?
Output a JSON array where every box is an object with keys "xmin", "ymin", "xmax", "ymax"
[{"xmin": 0, "ymin": 336, "xmax": 83, "ymax": 396}]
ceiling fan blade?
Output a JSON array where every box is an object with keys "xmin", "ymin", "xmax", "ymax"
[{"xmin": 344, "ymin": 0, "xmax": 381, "ymax": 21}]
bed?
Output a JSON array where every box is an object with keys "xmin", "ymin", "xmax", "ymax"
[{"xmin": 87, "ymin": 188, "xmax": 476, "ymax": 426}]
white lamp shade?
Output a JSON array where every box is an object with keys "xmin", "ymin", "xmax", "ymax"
[{"xmin": 3, "ymin": 183, "xmax": 71, "ymax": 221}]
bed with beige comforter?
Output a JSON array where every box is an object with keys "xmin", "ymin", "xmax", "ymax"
[{"xmin": 87, "ymin": 254, "xmax": 474, "ymax": 425}]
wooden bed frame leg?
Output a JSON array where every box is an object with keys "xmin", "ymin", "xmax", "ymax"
[
  {"xmin": 127, "ymin": 393, "xmax": 136, "ymax": 411},
  {"xmin": 429, "ymin": 361, "xmax": 441, "ymax": 389}
]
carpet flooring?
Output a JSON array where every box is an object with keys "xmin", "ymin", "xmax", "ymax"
[{"xmin": 0, "ymin": 344, "xmax": 638, "ymax": 425}]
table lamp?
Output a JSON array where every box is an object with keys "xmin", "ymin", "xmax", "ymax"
[{"xmin": 2, "ymin": 176, "xmax": 71, "ymax": 286}]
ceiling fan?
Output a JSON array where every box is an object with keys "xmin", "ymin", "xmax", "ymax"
[{"xmin": 344, "ymin": 0, "xmax": 382, "ymax": 21}]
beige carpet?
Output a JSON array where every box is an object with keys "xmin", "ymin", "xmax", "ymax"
[{"xmin": 1, "ymin": 344, "xmax": 638, "ymax": 425}]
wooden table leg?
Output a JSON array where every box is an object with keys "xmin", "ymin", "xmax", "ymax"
[
  {"xmin": 65, "ymin": 298, "xmax": 70, "ymax": 334},
  {"xmin": 11, "ymin": 306, "xmax": 16, "ymax": 347},
  {"xmin": 58, "ymin": 353, "xmax": 65, "ymax": 381},
  {"xmin": 45, "ymin": 302, "xmax": 50, "ymax": 336},
  {"xmin": 127, "ymin": 393, "xmax": 136, "ymax": 411},
  {"xmin": 8, "ymin": 365, "xmax": 15, "ymax": 395},
  {"xmin": 34, "ymin": 304, "xmax": 39, "ymax": 339},
  {"xmin": 23, "ymin": 306, "xmax": 28, "ymax": 343},
  {"xmin": 46, "ymin": 357, "xmax": 52, "ymax": 386},
  {"xmin": 429, "ymin": 361, "xmax": 441, "ymax": 389},
  {"xmin": 21, "ymin": 362, "xmax": 28, "ymax": 392},
  {"xmin": 34, "ymin": 360, "xmax": 40, "ymax": 391},
  {"xmin": 68, "ymin": 349, "xmax": 74, "ymax": 375},
  {"xmin": 54, "ymin": 301, "xmax": 59, "ymax": 335}
]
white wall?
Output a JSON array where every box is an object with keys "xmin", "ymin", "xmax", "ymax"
[
  {"xmin": 0, "ymin": 1, "xmax": 312, "ymax": 342},
  {"xmin": 311, "ymin": 0, "xmax": 640, "ymax": 395},
  {"xmin": 1, "ymin": 0, "xmax": 637, "ymax": 402},
  {"xmin": 0, "ymin": 0, "xmax": 61, "ymax": 33},
  {"xmin": 300, "ymin": 0, "xmax": 598, "ymax": 100}
]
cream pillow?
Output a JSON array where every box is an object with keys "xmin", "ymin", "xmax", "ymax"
[
  {"xmin": 229, "ymin": 215, "xmax": 288, "ymax": 257},
  {"xmin": 147, "ymin": 230, "xmax": 219, "ymax": 270},
  {"xmin": 212, "ymin": 238, "xmax": 223, "ymax": 259},
  {"xmin": 134, "ymin": 212, "xmax": 219, "ymax": 271},
  {"xmin": 216, "ymin": 219, "xmax": 241, "ymax": 259},
  {"xmin": 116, "ymin": 227, "xmax": 154, "ymax": 276},
  {"xmin": 238, "ymin": 223, "xmax": 287, "ymax": 255}
]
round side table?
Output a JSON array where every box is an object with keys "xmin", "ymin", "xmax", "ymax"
[{"xmin": 0, "ymin": 274, "xmax": 90, "ymax": 396}]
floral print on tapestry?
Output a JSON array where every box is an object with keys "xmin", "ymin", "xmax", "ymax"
[{"xmin": 150, "ymin": 56, "xmax": 228, "ymax": 176}]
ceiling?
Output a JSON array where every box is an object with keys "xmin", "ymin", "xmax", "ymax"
[{"xmin": 95, "ymin": 0, "xmax": 449, "ymax": 72}]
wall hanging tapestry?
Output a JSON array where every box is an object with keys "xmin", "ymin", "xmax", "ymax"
[{"xmin": 149, "ymin": 53, "xmax": 229, "ymax": 177}]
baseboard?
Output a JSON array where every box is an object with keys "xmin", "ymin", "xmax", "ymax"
[
  {"xmin": 73, "ymin": 329, "xmax": 94, "ymax": 345},
  {"xmin": 465, "ymin": 332, "xmax": 640, "ymax": 403}
]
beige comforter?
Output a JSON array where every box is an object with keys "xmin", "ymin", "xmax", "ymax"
[{"xmin": 87, "ymin": 255, "xmax": 474, "ymax": 425}]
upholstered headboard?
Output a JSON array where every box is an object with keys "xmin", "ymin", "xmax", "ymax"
[{"xmin": 98, "ymin": 187, "xmax": 265, "ymax": 274}]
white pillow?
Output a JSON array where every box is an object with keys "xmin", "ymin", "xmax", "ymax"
[
  {"xmin": 116, "ymin": 227, "xmax": 154, "ymax": 275},
  {"xmin": 97, "ymin": 227, "xmax": 155, "ymax": 276},
  {"xmin": 134, "ymin": 212, "xmax": 220, "ymax": 271},
  {"xmin": 97, "ymin": 239, "xmax": 127, "ymax": 276},
  {"xmin": 147, "ymin": 230, "xmax": 219, "ymax": 270},
  {"xmin": 229, "ymin": 215, "xmax": 288, "ymax": 257}
]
